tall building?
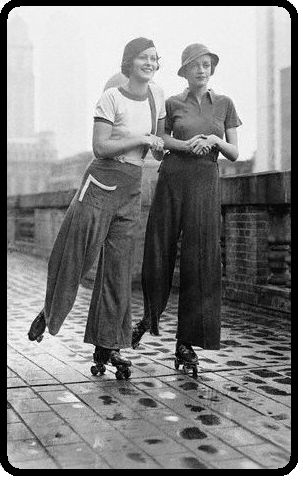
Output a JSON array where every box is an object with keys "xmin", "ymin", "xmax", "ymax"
[
  {"xmin": 38, "ymin": 12, "xmax": 88, "ymax": 159},
  {"xmin": 255, "ymin": 6, "xmax": 291, "ymax": 172},
  {"xmin": 7, "ymin": 15, "xmax": 57, "ymax": 196},
  {"xmin": 7, "ymin": 15, "xmax": 35, "ymax": 137}
]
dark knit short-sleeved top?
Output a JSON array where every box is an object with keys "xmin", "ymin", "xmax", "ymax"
[{"xmin": 165, "ymin": 88, "xmax": 242, "ymax": 143}]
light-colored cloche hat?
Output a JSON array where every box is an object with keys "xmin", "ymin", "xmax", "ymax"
[{"xmin": 178, "ymin": 43, "xmax": 219, "ymax": 77}]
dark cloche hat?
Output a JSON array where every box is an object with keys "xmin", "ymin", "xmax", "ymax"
[{"xmin": 178, "ymin": 43, "xmax": 219, "ymax": 77}]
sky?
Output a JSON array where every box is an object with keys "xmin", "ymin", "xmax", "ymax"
[{"xmin": 6, "ymin": 4, "xmax": 296, "ymax": 160}]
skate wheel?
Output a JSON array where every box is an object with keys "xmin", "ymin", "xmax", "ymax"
[
  {"xmin": 174, "ymin": 359, "xmax": 180, "ymax": 370},
  {"xmin": 90, "ymin": 365, "xmax": 99, "ymax": 376},
  {"xmin": 192, "ymin": 366, "xmax": 198, "ymax": 379},
  {"xmin": 99, "ymin": 365, "xmax": 106, "ymax": 375},
  {"xmin": 36, "ymin": 335, "xmax": 43, "ymax": 343},
  {"xmin": 115, "ymin": 370, "xmax": 124, "ymax": 380},
  {"xmin": 124, "ymin": 367, "xmax": 131, "ymax": 379}
]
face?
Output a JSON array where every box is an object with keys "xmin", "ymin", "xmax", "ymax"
[
  {"xmin": 130, "ymin": 47, "xmax": 158, "ymax": 81},
  {"xmin": 185, "ymin": 54, "xmax": 212, "ymax": 88}
]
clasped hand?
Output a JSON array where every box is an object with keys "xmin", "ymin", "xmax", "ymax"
[
  {"xmin": 186, "ymin": 134, "xmax": 218, "ymax": 157},
  {"xmin": 144, "ymin": 134, "xmax": 164, "ymax": 152}
]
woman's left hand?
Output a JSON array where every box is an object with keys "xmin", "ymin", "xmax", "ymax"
[{"xmin": 189, "ymin": 134, "xmax": 219, "ymax": 157}]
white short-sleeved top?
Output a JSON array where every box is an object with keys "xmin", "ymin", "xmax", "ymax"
[{"xmin": 94, "ymin": 83, "xmax": 166, "ymax": 166}]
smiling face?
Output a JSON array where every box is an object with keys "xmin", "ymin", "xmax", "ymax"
[
  {"xmin": 130, "ymin": 47, "xmax": 159, "ymax": 82},
  {"xmin": 184, "ymin": 54, "xmax": 212, "ymax": 89}
]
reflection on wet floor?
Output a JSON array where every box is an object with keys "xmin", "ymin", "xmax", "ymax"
[{"xmin": 7, "ymin": 252, "xmax": 291, "ymax": 470}]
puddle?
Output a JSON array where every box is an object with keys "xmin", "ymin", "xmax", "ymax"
[
  {"xmin": 180, "ymin": 382, "xmax": 198, "ymax": 391},
  {"xmin": 118, "ymin": 387, "xmax": 137, "ymax": 395},
  {"xmin": 182, "ymin": 457, "xmax": 209, "ymax": 469},
  {"xmin": 198, "ymin": 444, "xmax": 218, "ymax": 454},
  {"xmin": 180, "ymin": 427, "xmax": 207, "ymax": 440},
  {"xmin": 98, "ymin": 395, "xmax": 118, "ymax": 405},
  {"xmin": 273, "ymin": 377, "xmax": 291, "ymax": 385},
  {"xmin": 185, "ymin": 404, "xmax": 205, "ymax": 413},
  {"xmin": 127, "ymin": 453, "xmax": 146, "ymax": 463},
  {"xmin": 251, "ymin": 369, "xmax": 276, "ymax": 378},
  {"xmin": 144, "ymin": 439, "xmax": 163, "ymax": 445},
  {"xmin": 226, "ymin": 361, "xmax": 247, "ymax": 366},
  {"xmin": 139, "ymin": 381, "xmax": 162, "ymax": 388},
  {"xmin": 242, "ymin": 376, "xmax": 266, "ymax": 384},
  {"xmin": 106, "ymin": 413, "xmax": 126, "ymax": 421},
  {"xmin": 138, "ymin": 398, "xmax": 158, "ymax": 408},
  {"xmin": 196, "ymin": 414, "xmax": 221, "ymax": 426},
  {"xmin": 229, "ymin": 386, "xmax": 245, "ymax": 393},
  {"xmin": 258, "ymin": 386, "xmax": 289, "ymax": 396}
]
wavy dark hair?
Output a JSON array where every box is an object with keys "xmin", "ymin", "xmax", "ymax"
[{"xmin": 121, "ymin": 55, "xmax": 160, "ymax": 78}]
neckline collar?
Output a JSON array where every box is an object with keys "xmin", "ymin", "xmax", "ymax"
[
  {"xmin": 118, "ymin": 86, "xmax": 148, "ymax": 101},
  {"xmin": 180, "ymin": 88, "xmax": 214, "ymax": 103}
]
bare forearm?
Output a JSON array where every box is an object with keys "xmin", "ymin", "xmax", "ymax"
[
  {"xmin": 162, "ymin": 133, "xmax": 190, "ymax": 152},
  {"xmin": 93, "ymin": 137, "xmax": 144, "ymax": 158},
  {"xmin": 215, "ymin": 138, "xmax": 239, "ymax": 162}
]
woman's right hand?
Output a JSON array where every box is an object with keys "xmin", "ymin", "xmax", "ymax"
[
  {"xmin": 184, "ymin": 134, "xmax": 202, "ymax": 152},
  {"xmin": 187, "ymin": 135, "xmax": 213, "ymax": 156}
]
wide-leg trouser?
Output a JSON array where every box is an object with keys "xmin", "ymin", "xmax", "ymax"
[
  {"xmin": 44, "ymin": 159, "xmax": 142, "ymax": 349},
  {"xmin": 142, "ymin": 153, "xmax": 221, "ymax": 349}
]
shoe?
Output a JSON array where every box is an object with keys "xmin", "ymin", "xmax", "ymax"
[
  {"xmin": 175, "ymin": 342, "xmax": 198, "ymax": 364},
  {"xmin": 28, "ymin": 310, "xmax": 46, "ymax": 342},
  {"xmin": 131, "ymin": 320, "xmax": 148, "ymax": 349}
]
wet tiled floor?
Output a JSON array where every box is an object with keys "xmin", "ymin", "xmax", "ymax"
[{"xmin": 7, "ymin": 252, "xmax": 291, "ymax": 470}]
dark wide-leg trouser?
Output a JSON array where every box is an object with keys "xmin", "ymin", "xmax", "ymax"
[
  {"xmin": 142, "ymin": 153, "xmax": 221, "ymax": 349},
  {"xmin": 44, "ymin": 159, "xmax": 142, "ymax": 349}
]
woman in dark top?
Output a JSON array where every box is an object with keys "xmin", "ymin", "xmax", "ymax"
[{"xmin": 132, "ymin": 43, "xmax": 242, "ymax": 375}]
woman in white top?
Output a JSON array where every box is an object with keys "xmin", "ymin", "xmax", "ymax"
[{"xmin": 28, "ymin": 37, "xmax": 165, "ymax": 379}]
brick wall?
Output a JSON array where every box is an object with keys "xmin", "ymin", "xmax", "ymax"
[{"xmin": 225, "ymin": 206, "xmax": 270, "ymax": 285}]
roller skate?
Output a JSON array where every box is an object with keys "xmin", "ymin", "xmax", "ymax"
[
  {"xmin": 174, "ymin": 342, "xmax": 199, "ymax": 379},
  {"xmin": 90, "ymin": 346, "xmax": 108, "ymax": 376},
  {"xmin": 90, "ymin": 348, "xmax": 132, "ymax": 380},
  {"xmin": 131, "ymin": 320, "xmax": 147, "ymax": 349},
  {"xmin": 110, "ymin": 350, "xmax": 132, "ymax": 380},
  {"xmin": 28, "ymin": 310, "xmax": 46, "ymax": 342}
]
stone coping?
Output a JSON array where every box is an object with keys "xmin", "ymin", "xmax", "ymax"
[
  {"xmin": 7, "ymin": 170, "xmax": 291, "ymax": 209},
  {"xmin": 220, "ymin": 170, "xmax": 291, "ymax": 205}
]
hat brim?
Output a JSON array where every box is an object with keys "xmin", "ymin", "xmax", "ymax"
[{"xmin": 178, "ymin": 52, "xmax": 219, "ymax": 77}]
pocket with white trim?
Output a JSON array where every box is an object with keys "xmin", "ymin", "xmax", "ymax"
[{"xmin": 78, "ymin": 174, "xmax": 117, "ymax": 208}]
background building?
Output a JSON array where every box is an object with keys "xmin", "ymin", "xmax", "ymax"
[
  {"xmin": 7, "ymin": 132, "xmax": 57, "ymax": 196},
  {"xmin": 7, "ymin": 15, "xmax": 57, "ymax": 196},
  {"xmin": 7, "ymin": 15, "xmax": 35, "ymax": 138},
  {"xmin": 255, "ymin": 6, "xmax": 291, "ymax": 172},
  {"xmin": 38, "ymin": 12, "xmax": 89, "ymax": 159}
]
